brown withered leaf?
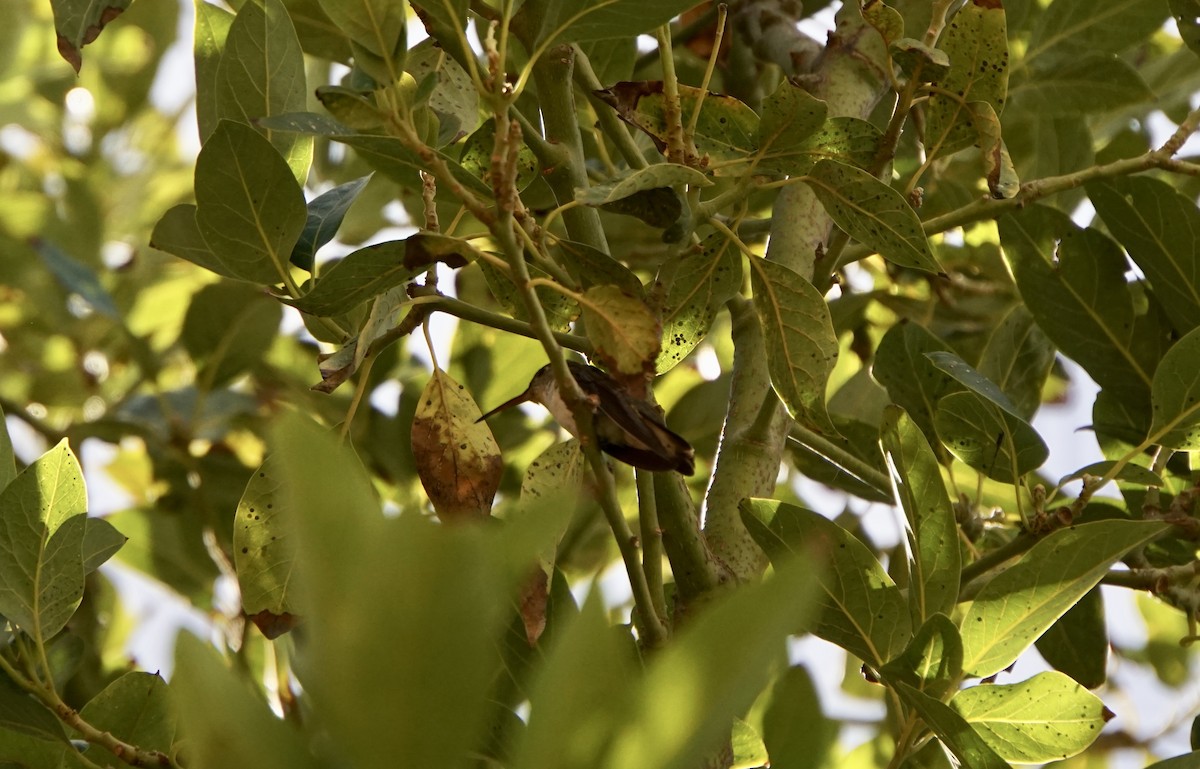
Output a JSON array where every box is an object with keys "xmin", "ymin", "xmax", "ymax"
[
  {"xmin": 411, "ymin": 369, "xmax": 503, "ymax": 522},
  {"xmin": 403, "ymin": 231, "xmax": 483, "ymax": 271},
  {"xmin": 249, "ymin": 610, "xmax": 300, "ymax": 640},
  {"xmin": 53, "ymin": 2, "xmax": 128, "ymax": 73}
]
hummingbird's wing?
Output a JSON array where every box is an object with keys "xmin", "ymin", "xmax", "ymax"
[{"xmin": 575, "ymin": 365, "xmax": 696, "ymax": 475}]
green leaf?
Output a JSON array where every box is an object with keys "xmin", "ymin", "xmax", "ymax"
[
  {"xmin": 81, "ymin": 517, "xmax": 126, "ymax": 575},
  {"xmin": 0, "ymin": 402, "xmax": 14, "ymax": 490},
  {"xmin": 863, "ymin": 0, "xmax": 904, "ymax": 45},
  {"xmin": 1088, "ymin": 176, "xmax": 1200, "ymax": 334},
  {"xmin": 580, "ymin": 286, "xmax": 662, "ymax": 376},
  {"xmin": 968, "ymin": 101, "xmax": 1019, "ymax": 200},
  {"xmin": 890, "ymin": 38, "xmax": 950, "ymax": 81},
  {"xmin": 234, "ymin": 455, "xmax": 297, "ymax": 619},
  {"xmin": 1025, "ymin": 0, "xmax": 1168, "ymax": 66},
  {"xmin": 731, "ymin": 719, "xmax": 768, "ymax": 769},
  {"xmin": 755, "ymin": 80, "xmax": 828, "ymax": 163},
  {"xmin": 934, "ymin": 390, "xmax": 1048, "ymax": 483},
  {"xmin": 215, "ymin": 0, "xmax": 313, "ymax": 181},
  {"xmin": 1058, "ymin": 461, "xmax": 1163, "ymax": 489},
  {"xmin": 1009, "ymin": 54, "xmax": 1151, "ymax": 116},
  {"xmin": 872, "ymin": 321, "xmax": 959, "ymax": 453},
  {"xmin": 1146, "ymin": 751, "xmax": 1200, "ymax": 769},
  {"xmin": 880, "ymin": 614, "xmax": 963, "ymax": 698},
  {"xmin": 78, "ymin": 672, "xmax": 175, "ymax": 755},
  {"xmin": 173, "ymin": 633, "xmax": 319, "ymax": 769},
  {"xmin": 1172, "ymin": 0, "xmax": 1200, "ymax": 57},
  {"xmin": 748, "ymin": 258, "xmax": 839, "ymax": 434},
  {"xmin": 555, "ymin": 240, "xmax": 643, "ymax": 295},
  {"xmin": 892, "ymin": 682, "xmax": 1012, "ymax": 769},
  {"xmin": 149, "ymin": 204, "xmax": 237, "ymax": 280},
  {"xmin": 740, "ymin": 499, "xmax": 911, "ymax": 666},
  {"xmin": 656, "ymin": 232, "xmax": 742, "ymax": 373},
  {"xmin": 194, "ymin": 120, "xmax": 308, "ymax": 286},
  {"xmin": 479, "ymin": 260, "xmax": 578, "ymax": 334},
  {"xmin": 48, "ymin": 0, "xmax": 132, "ymax": 72},
  {"xmin": 576, "ymin": 164, "xmax": 712, "ymax": 207},
  {"xmin": 517, "ymin": 0, "xmax": 703, "ymax": 47},
  {"xmin": 951, "ymin": 672, "xmax": 1110, "ymax": 762},
  {"xmin": 194, "ymin": 1, "xmax": 234, "ymax": 143},
  {"xmin": 289, "ymin": 241, "xmax": 413, "ymax": 315},
  {"xmin": 1034, "ymin": 587, "xmax": 1108, "ymax": 689},
  {"xmin": 960, "ymin": 520, "xmax": 1170, "ymax": 677},
  {"xmin": 926, "ymin": 351, "xmax": 1023, "ymax": 416},
  {"xmin": 291, "ymin": 175, "xmax": 372, "ymax": 271},
  {"xmin": 596, "ymin": 82, "xmax": 759, "ymax": 164},
  {"xmin": 804, "ymin": 160, "xmax": 941, "ymax": 274},
  {"xmin": 925, "ymin": 0, "xmax": 1010, "ymax": 158},
  {"xmin": 315, "ymin": 0, "xmax": 405, "ymax": 80},
  {"xmin": 0, "ymin": 672, "xmax": 66, "ymax": 743},
  {"xmin": 408, "ymin": 39, "xmax": 478, "ymax": 145},
  {"xmin": 513, "ymin": 592, "xmax": 637, "ymax": 769},
  {"xmin": 761, "ymin": 666, "xmax": 836, "ymax": 769},
  {"xmin": 999, "ymin": 207, "xmax": 1154, "ymax": 406},
  {"xmin": 181, "ymin": 282, "xmax": 283, "ymax": 387},
  {"xmin": 0, "ymin": 440, "xmax": 88, "ymax": 639},
  {"xmin": 787, "ymin": 418, "xmax": 893, "ymax": 503},
  {"xmin": 977, "ymin": 305, "xmax": 1056, "ymax": 419},
  {"xmin": 33, "ymin": 239, "xmax": 119, "ymax": 320},
  {"xmin": 603, "ymin": 562, "xmax": 818, "ymax": 769},
  {"xmin": 756, "ymin": 117, "xmax": 883, "ymax": 176},
  {"xmin": 460, "ymin": 120, "xmax": 539, "ymax": 192},
  {"xmin": 275, "ymin": 413, "xmax": 519, "ymax": 769},
  {"xmin": 1150, "ymin": 325, "xmax": 1200, "ymax": 449},
  {"xmin": 881, "ymin": 406, "xmax": 961, "ymax": 623}
]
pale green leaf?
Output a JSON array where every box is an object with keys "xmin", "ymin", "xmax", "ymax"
[
  {"xmin": 890, "ymin": 37, "xmax": 950, "ymax": 81},
  {"xmin": 580, "ymin": 285, "xmax": 661, "ymax": 375},
  {"xmin": 656, "ymin": 232, "xmax": 742, "ymax": 373},
  {"xmin": 880, "ymin": 614, "xmax": 963, "ymax": 698},
  {"xmin": 756, "ymin": 117, "xmax": 883, "ymax": 176},
  {"xmin": 925, "ymin": 0, "xmax": 1010, "ymax": 158},
  {"xmin": 576, "ymin": 164, "xmax": 713, "ymax": 207},
  {"xmin": 194, "ymin": 120, "xmax": 308, "ymax": 285},
  {"xmin": 863, "ymin": 0, "xmax": 904, "ymax": 45},
  {"xmin": 173, "ymin": 633, "xmax": 319, "ymax": 769},
  {"xmin": 749, "ymin": 258, "xmax": 839, "ymax": 434},
  {"xmin": 234, "ymin": 456, "xmax": 297, "ymax": 618},
  {"xmin": 731, "ymin": 719, "xmax": 768, "ymax": 769},
  {"xmin": 951, "ymin": 672, "xmax": 1109, "ymax": 763},
  {"xmin": 893, "ymin": 683, "xmax": 1011, "ymax": 769},
  {"xmin": 0, "ymin": 440, "xmax": 88, "ymax": 639},
  {"xmin": 755, "ymin": 80, "xmax": 827, "ymax": 161},
  {"xmin": 1088, "ymin": 176, "xmax": 1200, "ymax": 334},
  {"xmin": 215, "ymin": 0, "xmax": 313, "ymax": 181},
  {"xmin": 316, "ymin": 0, "xmax": 405, "ymax": 76},
  {"xmin": 805, "ymin": 159, "xmax": 941, "ymax": 273},
  {"xmin": 740, "ymin": 499, "xmax": 911, "ymax": 666},
  {"xmin": 881, "ymin": 406, "xmax": 960, "ymax": 623},
  {"xmin": 1057, "ymin": 461, "xmax": 1163, "ymax": 489},
  {"xmin": 1026, "ymin": 0, "xmax": 1168, "ymax": 65},
  {"xmin": 408, "ymin": 39, "xmax": 478, "ymax": 145},
  {"xmin": 960, "ymin": 520, "xmax": 1170, "ymax": 677},
  {"xmin": 603, "ymin": 563, "xmax": 817, "ymax": 769},
  {"xmin": 1150, "ymin": 326, "xmax": 1200, "ymax": 449},
  {"xmin": 78, "ymin": 672, "xmax": 175, "ymax": 755}
]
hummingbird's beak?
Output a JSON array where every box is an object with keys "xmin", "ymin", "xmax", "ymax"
[{"xmin": 475, "ymin": 392, "xmax": 532, "ymax": 423}]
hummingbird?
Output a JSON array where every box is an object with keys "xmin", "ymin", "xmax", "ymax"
[{"xmin": 477, "ymin": 361, "xmax": 695, "ymax": 475}]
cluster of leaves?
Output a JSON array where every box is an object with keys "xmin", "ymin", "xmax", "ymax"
[{"xmin": 3, "ymin": 0, "xmax": 1200, "ymax": 767}]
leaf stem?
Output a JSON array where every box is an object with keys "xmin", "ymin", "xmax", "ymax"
[{"xmin": 636, "ymin": 469, "xmax": 668, "ymax": 625}]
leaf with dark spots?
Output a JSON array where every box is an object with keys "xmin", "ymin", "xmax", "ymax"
[
  {"xmin": 403, "ymin": 232, "xmax": 482, "ymax": 271},
  {"xmin": 411, "ymin": 370, "xmax": 503, "ymax": 522}
]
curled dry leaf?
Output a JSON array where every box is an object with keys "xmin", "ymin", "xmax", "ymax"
[{"xmin": 411, "ymin": 370, "xmax": 504, "ymax": 522}]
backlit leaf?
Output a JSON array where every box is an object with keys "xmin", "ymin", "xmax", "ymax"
[
  {"xmin": 756, "ymin": 117, "xmax": 882, "ymax": 176},
  {"xmin": 892, "ymin": 683, "xmax": 1011, "ymax": 769},
  {"xmin": 960, "ymin": 520, "xmax": 1170, "ymax": 677},
  {"xmin": 880, "ymin": 614, "xmax": 963, "ymax": 698},
  {"xmin": 580, "ymin": 286, "xmax": 661, "ymax": 376},
  {"xmin": 656, "ymin": 232, "xmax": 742, "ymax": 373},
  {"xmin": 49, "ymin": 0, "xmax": 132, "ymax": 72},
  {"xmin": 881, "ymin": 406, "xmax": 961, "ymax": 623},
  {"xmin": 805, "ymin": 160, "xmax": 941, "ymax": 273},
  {"xmin": 951, "ymin": 672, "xmax": 1110, "ymax": 762},
  {"xmin": 934, "ymin": 390, "xmax": 1048, "ymax": 483},
  {"xmin": 78, "ymin": 672, "xmax": 175, "ymax": 755},
  {"xmin": 925, "ymin": 0, "xmax": 1010, "ymax": 159},
  {"xmin": 749, "ymin": 258, "xmax": 839, "ymax": 434},
  {"xmin": 234, "ymin": 456, "xmax": 298, "ymax": 622},
  {"xmin": 977, "ymin": 305, "xmax": 1056, "ymax": 420},
  {"xmin": 411, "ymin": 370, "xmax": 503, "ymax": 521},
  {"xmin": 740, "ymin": 498, "xmax": 911, "ymax": 665},
  {"xmin": 872, "ymin": 321, "xmax": 960, "ymax": 452},
  {"xmin": 1150, "ymin": 325, "xmax": 1200, "ymax": 449}
]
